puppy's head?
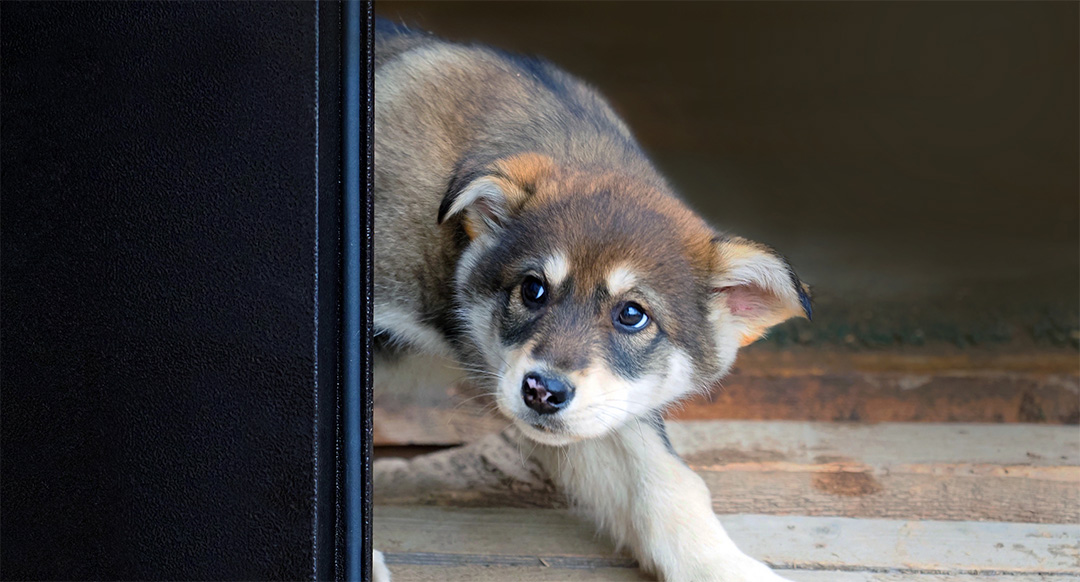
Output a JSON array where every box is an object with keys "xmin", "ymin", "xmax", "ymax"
[{"xmin": 441, "ymin": 153, "xmax": 811, "ymax": 445}]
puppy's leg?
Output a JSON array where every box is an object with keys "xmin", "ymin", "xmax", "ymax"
[
  {"xmin": 533, "ymin": 417, "xmax": 791, "ymax": 582},
  {"xmin": 373, "ymin": 549, "xmax": 391, "ymax": 582}
]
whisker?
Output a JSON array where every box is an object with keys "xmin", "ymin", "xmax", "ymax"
[{"xmin": 451, "ymin": 392, "xmax": 496, "ymax": 409}]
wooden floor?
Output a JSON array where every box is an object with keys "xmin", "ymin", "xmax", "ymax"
[{"xmin": 374, "ymin": 421, "xmax": 1080, "ymax": 580}]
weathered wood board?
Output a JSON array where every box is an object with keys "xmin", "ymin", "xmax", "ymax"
[
  {"xmin": 382, "ymin": 564, "xmax": 1071, "ymax": 581},
  {"xmin": 375, "ymin": 506, "xmax": 1080, "ymax": 580},
  {"xmin": 375, "ymin": 421, "xmax": 1080, "ymax": 523},
  {"xmin": 374, "ymin": 351, "xmax": 1080, "ymax": 446}
]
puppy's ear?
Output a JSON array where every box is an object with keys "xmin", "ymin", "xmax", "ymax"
[
  {"xmin": 438, "ymin": 153, "xmax": 553, "ymax": 239},
  {"xmin": 709, "ymin": 235, "xmax": 812, "ymax": 347}
]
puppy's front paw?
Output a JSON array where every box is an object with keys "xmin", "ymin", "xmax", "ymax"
[
  {"xmin": 696, "ymin": 556, "xmax": 793, "ymax": 582},
  {"xmin": 727, "ymin": 561, "xmax": 793, "ymax": 582},
  {"xmin": 373, "ymin": 549, "xmax": 391, "ymax": 582},
  {"xmin": 752, "ymin": 568, "xmax": 794, "ymax": 582}
]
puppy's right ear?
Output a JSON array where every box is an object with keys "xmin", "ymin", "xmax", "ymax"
[{"xmin": 438, "ymin": 153, "xmax": 553, "ymax": 239}]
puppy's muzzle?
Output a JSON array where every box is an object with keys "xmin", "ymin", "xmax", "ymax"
[{"xmin": 522, "ymin": 372, "xmax": 574, "ymax": 415}]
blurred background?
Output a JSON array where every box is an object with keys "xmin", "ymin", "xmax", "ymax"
[{"xmin": 373, "ymin": 1, "xmax": 1078, "ymax": 445}]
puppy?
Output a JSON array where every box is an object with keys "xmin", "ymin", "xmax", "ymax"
[{"xmin": 373, "ymin": 19, "xmax": 811, "ymax": 582}]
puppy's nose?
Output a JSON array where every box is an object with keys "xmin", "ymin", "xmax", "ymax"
[{"xmin": 522, "ymin": 373, "xmax": 574, "ymax": 415}]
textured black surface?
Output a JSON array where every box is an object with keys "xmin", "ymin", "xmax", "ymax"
[
  {"xmin": 360, "ymin": 2, "xmax": 377, "ymax": 579},
  {"xmin": 2, "ymin": 2, "xmax": 344, "ymax": 579}
]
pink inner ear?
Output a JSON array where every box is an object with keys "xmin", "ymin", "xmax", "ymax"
[{"xmin": 715, "ymin": 285, "xmax": 771, "ymax": 317}]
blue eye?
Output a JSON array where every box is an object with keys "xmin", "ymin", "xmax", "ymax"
[
  {"xmin": 614, "ymin": 302, "xmax": 649, "ymax": 332},
  {"xmin": 521, "ymin": 276, "xmax": 547, "ymax": 309}
]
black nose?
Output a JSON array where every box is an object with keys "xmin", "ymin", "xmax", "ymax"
[{"xmin": 522, "ymin": 373, "xmax": 574, "ymax": 415}]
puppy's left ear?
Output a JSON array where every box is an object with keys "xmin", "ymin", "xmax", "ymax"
[
  {"xmin": 709, "ymin": 235, "xmax": 812, "ymax": 347},
  {"xmin": 438, "ymin": 153, "xmax": 553, "ymax": 239}
]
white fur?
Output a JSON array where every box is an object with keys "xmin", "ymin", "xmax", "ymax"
[
  {"xmin": 533, "ymin": 419, "xmax": 793, "ymax": 582},
  {"xmin": 374, "ymin": 305, "xmax": 456, "ymax": 357},
  {"xmin": 707, "ymin": 301, "xmax": 743, "ymax": 381},
  {"xmin": 495, "ymin": 346, "xmax": 697, "ymax": 446},
  {"xmin": 453, "ymin": 232, "xmax": 493, "ymax": 292},
  {"xmin": 543, "ymin": 250, "xmax": 570, "ymax": 287},
  {"xmin": 564, "ymin": 348, "xmax": 694, "ymax": 438},
  {"xmin": 606, "ymin": 264, "xmax": 638, "ymax": 296},
  {"xmin": 713, "ymin": 242, "xmax": 797, "ymax": 303},
  {"xmin": 444, "ymin": 176, "xmax": 509, "ymax": 230},
  {"xmin": 650, "ymin": 348, "xmax": 696, "ymax": 405},
  {"xmin": 373, "ymin": 549, "xmax": 391, "ymax": 582}
]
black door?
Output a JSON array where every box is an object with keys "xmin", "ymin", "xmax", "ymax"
[{"xmin": 1, "ymin": 3, "xmax": 369, "ymax": 579}]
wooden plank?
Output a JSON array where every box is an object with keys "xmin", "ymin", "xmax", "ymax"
[
  {"xmin": 383, "ymin": 564, "xmax": 1071, "ymax": 582},
  {"xmin": 675, "ymin": 350, "xmax": 1080, "ymax": 427},
  {"xmin": 730, "ymin": 514, "xmax": 1080, "ymax": 574},
  {"xmin": 666, "ymin": 421, "xmax": 1079, "ymax": 466},
  {"xmin": 697, "ymin": 468, "xmax": 1077, "ymax": 524},
  {"xmin": 785, "ymin": 574, "xmax": 1073, "ymax": 582},
  {"xmin": 374, "ymin": 403, "xmax": 507, "ymax": 447},
  {"xmin": 375, "ymin": 506, "xmax": 1080, "ymax": 575},
  {"xmin": 376, "ymin": 506, "xmax": 621, "ymax": 559},
  {"xmin": 671, "ymin": 372, "xmax": 1079, "ymax": 425},
  {"xmin": 379, "ymin": 564, "xmax": 651, "ymax": 581},
  {"xmin": 374, "ymin": 350, "xmax": 1080, "ymax": 445},
  {"xmin": 681, "ymin": 421, "xmax": 1080, "ymax": 523},
  {"xmin": 374, "ymin": 422, "xmax": 1080, "ymax": 523}
]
